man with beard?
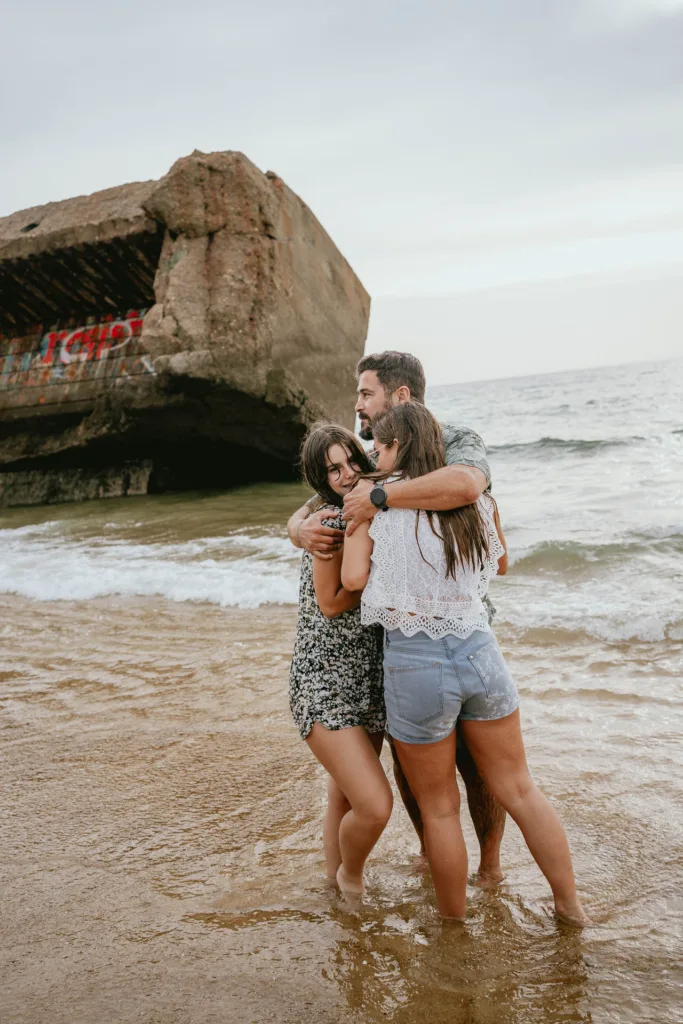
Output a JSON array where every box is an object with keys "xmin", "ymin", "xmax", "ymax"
[{"xmin": 287, "ymin": 351, "xmax": 506, "ymax": 884}]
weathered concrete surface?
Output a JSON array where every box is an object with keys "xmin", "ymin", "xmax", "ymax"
[
  {"xmin": 0, "ymin": 463, "xmax": 152, "ymax": 508},
  {"xmin": 0, "ymin": 150, "xmax": 369, "ymax": 506}
]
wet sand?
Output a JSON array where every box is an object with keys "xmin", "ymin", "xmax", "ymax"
[{"xmin": 2, "ymin": 593, "xmax": 682, "ymax": 1024}]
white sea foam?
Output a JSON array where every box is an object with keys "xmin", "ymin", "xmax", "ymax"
[
  {"xmin": 493, "ymin": 572, "xmax": 682, "ymax": 643},
  {"xmin": 0, "ymin": 529, "xmax": 302, "ymax": 608},
  {"xmin": 0, "ymin": 521, "xmax": 58, "ymax": 539},
  {"xmin": 3, "ymin": 520, "xmax": 680, "ymax": 642}
]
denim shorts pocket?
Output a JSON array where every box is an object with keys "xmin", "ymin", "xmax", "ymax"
[
  {"xmin": 468, "ymin": 640, "xmax": 513, "ymax": 699},
  {"xmin": 387, "ymin": 661, "xmax": 443, "ymax": 725}
]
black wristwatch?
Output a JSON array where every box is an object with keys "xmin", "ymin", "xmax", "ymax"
[{"xmin": 370, "ymin": 485, "xmax": 389, "ymax": 512}]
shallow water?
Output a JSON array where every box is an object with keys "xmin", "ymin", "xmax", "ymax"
[{"xmin": 2, "ymin": 359, "xmax": 683, "ymax": 1023}]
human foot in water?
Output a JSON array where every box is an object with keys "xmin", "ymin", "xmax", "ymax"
[
  {"xmin": 471, "ymin": 866, "xmax": 505, "ymax": 888},
  {"xmin": 336, "ymin": 864, "xmax": 365, "ymax": 895},
  {"xmin": 554, "ymin": 897, "xmax": 592, "ymax": 927}
]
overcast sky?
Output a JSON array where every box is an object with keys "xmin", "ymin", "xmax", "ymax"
[{"xmin": 2, "ymin": 0, "xmax": 682, "ymax": 382}]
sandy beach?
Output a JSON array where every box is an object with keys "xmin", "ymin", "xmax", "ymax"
[{"xmin": 3, "ymin": 594, "xmax": 682, "ymax": 1023}]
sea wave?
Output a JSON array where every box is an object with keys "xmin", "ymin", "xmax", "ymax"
[
  {"xmin": 509, "ymin": 530, "xmax": 683, "ymax": 572},
  {"xmin": 2, "ymin": 519, "xmax": 681, "ymax": 642},
  {"xmin": 531, "ymin": 685, "xmax": 681, "ymax": 706},
  {"xmin": 0, "ymin": 530, "xmax": 301, "ymax": 608},
  {"xmin": 0, "ymin": 521, "xmax": 59, "ymax": 539},
  {"xmin": 488, "ymin": 435, "xmax": 646, "ymax": 457},
  {"xmin": 494, "ymin": 579, "xmax": 683, "ymax": 642},
  {"xmin": 498, "ymin": 605, "xmax": 683, "ymax": 644}
]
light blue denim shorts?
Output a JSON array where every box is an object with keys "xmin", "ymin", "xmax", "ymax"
[{"xmin": 383, "ymin": 628, "xmax": 519, "ymax": 744}]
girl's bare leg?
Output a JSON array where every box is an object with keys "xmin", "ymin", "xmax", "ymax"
[
  {"xmin": 306, "ymin": 725, "xmax": 391, "ymax": 893},
  {"xmin": 393, "ymin": 731, "xmax": 468, "ymax": 919},
  {"xmin": 323, "ymin": 777, "xmax": 350, "ymax": 878},
  {"xmin": 460, "ymin": 711, "xmax": 590, "ymax": 925},
  {"xmin": 321, "ymin": 732, "xmax": 384, "ymax": 878}
]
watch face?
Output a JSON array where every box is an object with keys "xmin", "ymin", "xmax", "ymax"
[{"xmin": 370, "ymin": 486, "xmax": 386, "ymax": 507}]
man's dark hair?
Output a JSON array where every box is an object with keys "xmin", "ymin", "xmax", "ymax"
[{"xmin": 356, "ymin": 351, "xmax": 426, "ymax": 403}]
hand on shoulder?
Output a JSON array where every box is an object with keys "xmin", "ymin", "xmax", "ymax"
[{"xmin": 298, "ymin": 507, "xmax": 345, "ymax": 560}]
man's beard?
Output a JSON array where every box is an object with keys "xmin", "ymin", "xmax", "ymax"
[
  {"xmin": 358, "ymin": 401, "xmax": 392, "ymax": 441},
  {"xmin": 358, "ymin": 418, "xmax": 374, "ymax": 441}
]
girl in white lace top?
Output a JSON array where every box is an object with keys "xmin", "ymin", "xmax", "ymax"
[
  {"xmin": 361, "ymin": 488, "xmax": 504, "ymax": 640},
  {"xmin": 342, "ymin": 403, "xmax": 589, "ymax": 926}
]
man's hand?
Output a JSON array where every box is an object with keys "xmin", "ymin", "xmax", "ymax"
[
  {"xmin": 342, "ymin": 479, "xmax": 375, "ymax": 536},
  {"xmin": 297, "ymin": 509, "xmax": 345, "ymax": 560}
]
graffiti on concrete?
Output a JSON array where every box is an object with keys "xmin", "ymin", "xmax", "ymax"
[{"xmin": 0, "ymin": 310, "xmax": 155, "ymax": 407}]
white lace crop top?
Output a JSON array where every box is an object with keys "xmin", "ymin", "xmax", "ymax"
[{"xmin": 361, "ymin": 493, "xmax": 504, "ymax": 641}]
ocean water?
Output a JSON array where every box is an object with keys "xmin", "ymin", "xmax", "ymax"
[
  {"xmin": 2, "ymin": 358, "xmax": 682, "ymax": 1024},
  {"xmin": 2, "ymin": 358, "xmax": 681, "ymax": 642}
]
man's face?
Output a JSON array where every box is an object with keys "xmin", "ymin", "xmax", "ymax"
[{"xmin": 355, "ymin": 370, "xmax": 393, "ymax": 440}]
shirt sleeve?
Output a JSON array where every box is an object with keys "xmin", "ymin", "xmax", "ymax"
[{"xmin": 441, "ymin": 424, "xmax": 492, "ymax": 488}]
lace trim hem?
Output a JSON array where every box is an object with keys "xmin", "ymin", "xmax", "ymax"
[{"xmin": 361, "ymin": 604, "xmax": 492, "ymax": 641}]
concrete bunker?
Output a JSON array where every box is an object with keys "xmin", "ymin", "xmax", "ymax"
[{"xmin": 0, "ymin": 151, "xmax": 370, "ymax": 507}]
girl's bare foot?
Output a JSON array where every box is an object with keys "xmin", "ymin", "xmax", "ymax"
[
  {"xmin": 554, "ymin": 899, "xmax": 592, "ymax": 927},
  {"xmin": 336, "ymin": 864, "xmax": 365, "ymax": 895}
]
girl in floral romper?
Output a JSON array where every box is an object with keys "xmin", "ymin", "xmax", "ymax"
[{"xmin": 289, "ymin": 424, "xmax": 391, "ymax": 895}]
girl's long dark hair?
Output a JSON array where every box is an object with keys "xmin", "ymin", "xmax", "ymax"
[
  {"xmin": 300, "ymin": 422, "xmax": 375, "ymax": 508},
  {"xmin": 372, "ymin": 403, "xmax": 490, "ymax": 579}
]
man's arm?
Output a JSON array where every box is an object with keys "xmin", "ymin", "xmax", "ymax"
[
  {"xmin": 287, "ymin": 502, "xmax": 345, "ymax": 560},
  {"xmin": 493, "ymin": 503, "xmax": 508, "ymax": 576},
  {"xmin": 343, "ymin": 466, "xmax": 486, "ymax": 535},
  {"xmin": 343, "ymin": 423, "xmax": 490, "ymax": 534},
  {"xmin": 287, "ymin": 503, "xmax": 311, "ymax": 548},
  {"xmin": 385, "ymin": 465, "xmax": 486, "ymax": 510}
]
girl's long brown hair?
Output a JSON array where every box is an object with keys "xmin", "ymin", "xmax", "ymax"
[
  {"xmin": 300, "ymin": 422, "xmax": 375, "ymax": 508},
  {"xmin": 372, "ymin": 403, "xmax": 490, "ymax": 579}
]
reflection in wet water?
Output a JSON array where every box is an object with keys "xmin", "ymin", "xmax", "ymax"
[{"xmin": 2, "ymin": 590, "xmax": 682, "ymax": 1023}]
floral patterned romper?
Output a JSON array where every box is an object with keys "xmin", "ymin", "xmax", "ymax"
[{"xmin": 289, "ymin": 509, "xmax": 386, "ymax": 741}]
